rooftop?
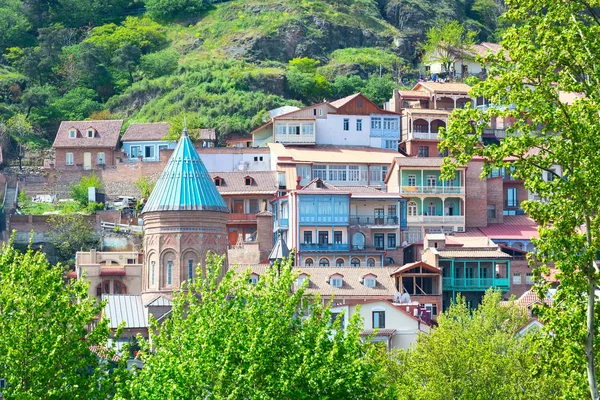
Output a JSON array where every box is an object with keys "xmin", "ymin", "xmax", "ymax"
[
  {"xmin": 53, "ymin": 120, "xmax": 123, "ymax": 149},
  {"xmin": 210, "ymin": 171, "xmax": 279, "ymax": 195},
  {"xmin": 436, "ymin": 247, "xmax": 512, "ymax": 259},
  {"xmin": 413, "ymin": 81, "xmax": 472, "ymax": 94},
  {"xmin": 269, "ymin": 143, "xmax": 399, "ymax": 165},
  {"xmin": 102, "ymin": 294, "xmax": 147, "ymax": 329},
  {"xmin": 142, "ymin": 129, "xmax": 229, "ymax": 214},
  {"xmin": 121, "ymin": 122, "xmax": 171, "ymax": 142}
]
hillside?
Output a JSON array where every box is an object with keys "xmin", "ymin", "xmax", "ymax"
[{"xmin": 0, "ymin": 0, "xmax": 506, "ymax": 153}]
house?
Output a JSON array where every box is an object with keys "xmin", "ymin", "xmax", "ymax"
[
  {"xmin": 226, "ymin": 135, "xmax": 253, "ymax": 148},
  {"xmin": 331, "ymin": 300, "xmax": 430, "ymax": 350},
  {"xmin": 272, "ymin": 178, "xmax": 407, "ymax": 267},
  {"xmin": 268, "ymin": 142, "xmax": 399, "ymax": 190},
  {"xmin": 252, "ymin": 93, "xmax": 401, "ymax": 150},
  {"xmin": 121, "ymin": 122, "xmax": 175, "ymax": 162},
  {"xmin": 52, "ymin": 120, "xmax": 123, "ymax": 169},
  {"xmin": 424, "ymin": 42, "xmax": 503, "ymax": 79},
  {"xmin": 74, "ymin": 250, "xmax": 143, "ymax": 299},
  {"xmin": 198, "ymin": 128, "xmax": 217, "ymax": 148},
  {"xmin": 390, "ymin": 261, "xmax": 443, "ymax": 320}
]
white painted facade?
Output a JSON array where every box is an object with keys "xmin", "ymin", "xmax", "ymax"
[{"xmin": 197, "ymin": 151, "xmax": 271, "ymax": 172}]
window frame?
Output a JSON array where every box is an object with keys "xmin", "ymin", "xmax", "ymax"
[
  {"xmin": 372, "ymin": 311, "xmax": 385, "ymax": 329},
  {"xmin": 343, "ymin": 118, "xmax": 350, "ymax": 131},
  {"xmin": 97, "ymin": 152, "xmax": 105, "ymax": 165},
  {"xmin": 65, "ymin": 152, "xmax": 74, "ymax": 166},
  {"xmin": 356, "ymin": 119, "xmax": 362, "ymax": 131}
]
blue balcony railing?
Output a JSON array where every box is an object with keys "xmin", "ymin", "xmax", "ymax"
[
  {"xmin": 442, "ymin": 277, "xmax": 510, "ymax": 291},
  {"xmin": 299, "ymin": 243, "xmax": 350, "ymax": 252}
]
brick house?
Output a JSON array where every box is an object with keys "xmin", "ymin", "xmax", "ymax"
[{"xmin": 52, "ymin": 120, "xmax": 123, "ymax": 169}]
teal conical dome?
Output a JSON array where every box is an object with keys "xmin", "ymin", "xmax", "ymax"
[{"xmin": 142, "ymin": 129, "xmax": 228, "ymax": 214}]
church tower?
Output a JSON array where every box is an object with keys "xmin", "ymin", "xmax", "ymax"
[{"xmin": 141, "ymin": 128, "xmax": 229, "ymax": 304}]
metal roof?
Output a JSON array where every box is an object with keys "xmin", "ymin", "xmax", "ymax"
[
  {"xmin": 145, "ymin": 296, "xmax": 173, "ymax": 307},
  {"xmin": 142, "ymin": 129, "xmax": 229, "ymax": 214},
  {"xmin": 102, "ymin": 294, "xmax": 147, "ymax": 329},
  {"xmin": 269, "ymin": 236, "xmax": 290, "ymax": 260}
]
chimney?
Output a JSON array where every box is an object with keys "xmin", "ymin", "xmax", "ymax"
[{"xmin": 296, "ymin": 176, "xmax": 302, "ymax": 190}]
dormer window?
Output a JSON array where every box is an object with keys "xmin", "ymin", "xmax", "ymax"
[
  {"xmin": 249, "ymin": 273, "xmax": 259, "ymax": 285},
  {"xmin": 214, "ymin": 177, "xmax": 223, "ymax": 186},
  {"xmin": 316, "ymin": 179, "xmax": 323, "ymax": 189},
  {"xmin": 244, "ymin": 176, "xmax": 254, "ymax": 186},
  {"xmin": 87, "ymin": 128, "xmax": 95, "ymax": 138},
  {"xmin": 362, "ymin": 274, "xmax": 377, "ymax": 288},
  {"xmin": 297, "ymin": 274, "xmax": 308, "ymax": 286},
  {"xmin": 69, "ymin": 129, "xmax": 77, "ymax": 139},
  {"xmin": 328, "ymin": 274, "xmax": 343, "ymax": 288}
]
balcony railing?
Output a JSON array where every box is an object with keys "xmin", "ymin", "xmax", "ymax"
[
  {"xmin": 227, "ymin": 213, "xmax": 257, "ymax": 223},
  {"xmin": 349, "ymin": 215, "xmax": 398, "ymax": 226},
  {"xmin": 412, "ymin": 132, "xmax": 439, "ymax": 140},
  {"xmin": 351, "ymin": 245, "xmax": 393, "ymax": 251},
  {"xmin": 407, "ymin": 215, "xmax": 465, "ymax": 224},
  {"xmin": 275, "ymin": 218, "xmax": 289, "ymax": 229},
  {"xmin": 401, "ymin": 186, "xmax": 465, "ymax": 195},
  {"xmin": 442, "ymin": 277, "xmax": 510, "ymax": 290},
  {"xmin": 482, "ymin": 128, "xmax": 506, "ymax": 138},
  {"xmin": 274, "ymin": 133, "xmax": 315, "ymax": 144},
  {"xmin": 299, "ymin": 243, "xmax": 350, "ymax": 251}
]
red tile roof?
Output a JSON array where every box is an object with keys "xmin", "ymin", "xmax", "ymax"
[
  {"xmin": 122, "ymin": 122, "xmax": 171, "ymax": 141},
  {"xmin": 518, "ymin": 290, "xmax": 553, "ymax": 307},
  {"xmin": 478, "ymin": 223, "xmax": 539, "ymax": 240},
  {"xmin": 53, "ymin": 120, "xmax": 123, "ymax": 149},
  {"xmin": 100, "ymin": 268, "xmax": 126, "ymax": 276},
  {"xmin": 210, "ymin": 171, "xmax": 279, "ymax": 195}
]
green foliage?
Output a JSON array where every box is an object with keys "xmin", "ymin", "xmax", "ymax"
[
  {"xmin": 146, "ymin": 0, "xmax": 210, "ymax": 20},
  {"xmin": 322, "ymin": 47, "xmax": 403, "ymax": 78},
  {"xmin": 50, "ymin": 87, "xmax": 103, "ymax": 121},
  {"xmin": 70, "ymin": 172, "xmax": 103, "ymax": 206},
  {"xmin": 439, "ymin": 1, "xmax": 600, "ymax": 396},
  {"xmin": 0, "ymin": 237, "xmax": 124, "ymax": 398},
  {"xmin": 397, "ymin": 291, "xmax": 558, "ymax": 399},
  {"xmin": 19, "ymin": 199, "xmax": 87, "ymax": 215},
  {"xmin": 0, "ymin": 0, "xmax": 32, "ymax": 52},
  {"xmin": 422, "ymin": 20, "xmax": 477, "ymax": 75},
  {"xmin": 287, "ymin": 57, "xmax": 331, "ymax": 103},
  {"xmin": 85, "ymin": 16, "xmax": 168, "ymax": 54},
  {"xmin": 120, "ymin": 255, "xmax": 395, "ymax": 399},
  {"xmin": 17, "ymin": 189, "xmax": 30, "ymax": 209},
  {"xmin": 135, "ymin": 176, "xmax": 155, "ymax": 199},
  {"xmin": 46, "ymin": 214, "xmax": 100, "ymax": 264},
  {"xmin": 140, "ymin": 48, "xmax": 179, "ymax": 79}
]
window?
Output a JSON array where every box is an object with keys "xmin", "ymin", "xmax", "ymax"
[
  {"xmin": 373, "ymin": 311, "xmax": 385, "ymax": 329},
  {"xmin": 249, "ymin": 275, "xmax": 259, "ymax": 285},
  {"xmin": 356, "ymin": 119, "xmax": 362, "ymax": 131},
  {"xmin": 313, "ymin": 108, "xmax": 317, "ymax": 116},
  {"xmin": 167, "ymin": 261, "xmax": 173, "ymax": 285},
  {"xmin": 383, "ymin": 118, "xmax": 397, "ymax": 130},
  {"xmin": 296, "ymin": 165, "xmax": 311, "ymax": 182},
  {"xmin": 330, "ymin": 277, "xmax": 343, "ymax": 287},
  {"xmin": 304, "ymin": 231, "xmax": 313, "ymax": 244},
  {"xmin": 305, "ymin": 258, "xmax": 314, "ymax": 267},
  {"xmin": 318, "ymin": 231, "xmax": 329, "ymax": 245},
  {"xmin": 513, "ymin": 273, "xmax": 522, "ymax": 285},
  {"xmin": 407, "ymin": 201, "xmax": 417, "ymax": 216},
  {"xmin": 87, "ymin": 129, "xmax": 94, "ymax": 138},
  {"xmin": 245, "ymin": 177, "xmax": 253, "ymax": 185},
  {"xmin": 275, "ymin": 123, "xmax": 286, "ymax": 135},
  {"xmin": 387, "ymin": 233, "xmax": 396, "ymax": 249},
  {"xmin": 525, "ymin": 273, "xmax": 534, "ymax": 285},
  {"xmin": 130, "ymin": 146, "xmax": 141, "ymax": 159},
  {"xmin": 330, "ymin": 312, "xmax": 344, "ymax": 325},
  {"xmin": 507, "ymin": 187, "xmax": 518, "ymax": 207},
  {"xmin": 336, "ymin": 258, "xmax": 344, "ymax": 267},
  {"xmin": 384, "ymin": 140, "xmax": 397, "ymax": 149},
  {"xmin": 69, "ymin": 129, "xmax": 76, "ymax": 138},
  {"xmin": 151, "ymin": 261, "xmax": 155, "ymax": 285},
  {"xmin": 351, "ymin": 258, "xmax": 360, "ymax": 267},
  {"xmin": 418, "ymin": 146, "xmax": 430, "ymax": 157},
  {"xmin": 114, "ymin": 281, "xmax": 125, "ymax": 294},
  {"xmin": 188, "ymin": 259, "xmax": 194, "ymax": 280},
  {"xmin": 297, "ymin": 275, "xmax": 308, "ymax": 285},
  {"xmin": 313, "ymin": 165, "xmax": 327, "ymax": 180},
  {"xmin": 319, "ymin": 258, "xmax": 330, "ymax": 267},
  {"xmin": 301, "ymin": 123, "xmax": 314, "ymax": 135},
  {"xmin": 343, "ymin": 118, "xmax": 350, "ymax": 131},
  {"xmin": 248, "ymin": 199, "xmax": 259, "ymax": 213},
  {"xmin": 97, "ymin": 152, "xmax": 105, "ymax": 165},
  {"xmin": 426, "ymin": 175, "xmax": 437, "ymax": 186},
  {"xmin": 364, "ymin": 277, "xmax": 376, "ymax": 287},
  {"xmin": 214, "ymin": 178, "xmax": 222, "ymax": 186},
  {"xmin": 487, "ymin": 205, "xmax": 496, "ymax": 219},
  {"xmin": 370, "ymin": 165, "xmax": 388, "ymax": 182},
  {"xmin": 144, "ymin": 146, "xmax": 155, "ymax": 159},
  {"xmin": 319, "ymin": 108, "xmax": 323, "ymax": 116},
  {"xmin": 352, "ymin": 232, "xmax": 365, "ymax": 250},
  {"xmin": 422, "ymin": 303, "xmax": 438, "ymax": 316},
  {"xmin": 329, "ymin": 165, "xmax": 346, "ymax": 181},
  {"xmin": 388, "ymin": 204, "xmax": 397, "ymax": 217},
  {"xmin": 427, "ymin": 201, "xmax": 436, "ymax": 216},
  {"xmin": 334, "ymin": 231, "xmax": 343, "ymax": 244},
  {"xmin": 407, "ymin": 174, "xmax": 417, "ymax": 186},
  {"xmin": 371, "ymin": 118, "xmax": 382, "ymax": 130},
  {"xmin": 288, "ymin": 124, "xmax": 300, "ymax": 135},
  {"xmin": 66, "ymin": 152, "xmax": 74, "ymax": 166},
  {"xmin": 374, "ymin": 233, "xmax": 385, "ymax": 250},
  {"xmin": 367, "ymin": 258, "xmax": 376, "ymax": 267}
]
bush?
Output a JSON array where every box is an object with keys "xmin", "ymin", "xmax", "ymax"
[
  {"xmin": 70, "ymin": 172, "xmax": 103, "ymax": 206},
  {"xmin": 145, "ymin": 0, "xmax": 210, "ymax": 20},
  {"xmin": 141, "ymin": 49, "xmax": 179, "ymax": 79}
]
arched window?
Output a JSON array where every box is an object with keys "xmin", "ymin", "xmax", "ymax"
[
  {"xmin": 444, "ymin": 199, "xmax": 455, "ymax": 216},
  {"xmin": 319, "ymin": 258, "xmax": 330, "ymax": 267},
  {"xmin": 351, "ymin": 258, "xmax": 360, "ymax": 267},
  {"xmin": 183, "ymin": 251, "xmax": 198, "ymax": 282},
  {"xmin": 336, "ymin": 258, "xmax": 344, "ymax": 267},
  {"xmin": 427, "ymin": 201, "xmax": 436, "ymax": 216},
  {"xmin": 526, "ymin": 242, "xmax": 535, "ymax": 252},
  {"xmin": 512, "ymin": 242, "xmax": 524, "ymax": 250},
  {"xmin": 367, "ymin": 258, "xmax": 376, "ymax": 267},
  {"xmin": 352, "ymin": 232, "xmax": 365, "ymax": 250},
  {"xmin": 305, "ymin": 258, "xmax": 314, "ymax": 267},
  {"xmin": 407, "ymin": 201, "xmax": 418, "ymax": 217},
  {"xmin": 162, "ymin": 251, "xmax": 176, "ymax": 287},
  {"xmin": 151, "ymin": 260, "xmax": 156, "ymax": 286},
  {"xmin": 114, "ymin": 281, "xmax": 127, "ymax": 294}
]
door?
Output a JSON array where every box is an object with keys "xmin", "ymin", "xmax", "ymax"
[
  {"xmin": 83, "ymin": 152, "xmax": 92, "ymax": 170},
  {"xmin": 228, "ymin": 228, "xmax": 238, "ymax": 246},
  {"xmin": 374, "ymin": 208, "xmax": 384, "ymax": 225}
]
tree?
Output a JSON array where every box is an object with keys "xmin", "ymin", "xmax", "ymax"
[
  {"xmin": 70, "ymin": 172, "xmax": 103, "ymax": 206},
  {"xmin": 286, "ymin": 57, "xmax": 331, "ymax": 103},
  {"xmin": 140, "ymin": 48, "xmax": 179, "ymax": 79},
  {"xmin": 113, "ymin": 43, "xmax": 141, "ymax": 85},
  {"xmin": 396, "ymin": 291, "xmax": 558, "ymax": 399},
  {"xmin": 0, "ymin": 236, "xmax": 124, "ymax": 398},
  {"xmin": 135, "ymin": 175, "xmax": 155, "ymax": 199},
  {"xmin": 439, "ymin": 1, "xmax": 600, "ymax": 397},
  {"xmin": 0, "ymin": 0, "xmax": 32, "ymax": 51},
  {"xmin": 362, "ymin": 75, "xmax": 397, "ymax": 107},
  {"xmin": 5, "ymin": 113, "xmax": 34, "ymax": 169},
  {"xmin": 145, "ymin": 0, "xmax": 210, "ymax": 21},
  {"xmin": 20, "ymin": 84, "xmax": 57, "ymax": 117},
  {"xmin": 119, "ymin": 255, "xmax": 395, "ymax": 399},
  {"xmin": 422, "ymin": 20, "xmax": 476, "ymax": 76},
  {"xmin": 51, "ymin": 87, "xmax": 103, "ymax": 121},
  {"xmin": 47, "ymin": 214, "xmax": 100, "ymax": 264}
]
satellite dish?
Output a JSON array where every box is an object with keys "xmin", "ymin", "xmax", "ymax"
[
  {"xmin": 238, "ymin": 163, "xmax": 245, "ymax": 171},
  {"xmin": 400, "ymin": 293, "xmax": 411, "ymax": 303},
  {"xmin": 393, "ymin": 292, "xmax": 402, "ymax": 303}
]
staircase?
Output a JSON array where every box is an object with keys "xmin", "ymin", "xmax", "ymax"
[{"xmin": 4, "ymin": 184, "xmax": 17, "ymax": 212}]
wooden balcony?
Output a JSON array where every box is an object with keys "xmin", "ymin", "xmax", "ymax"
[{"xmin": 227, "ymin": 213, "xmax": 257, "ymax": 223}]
